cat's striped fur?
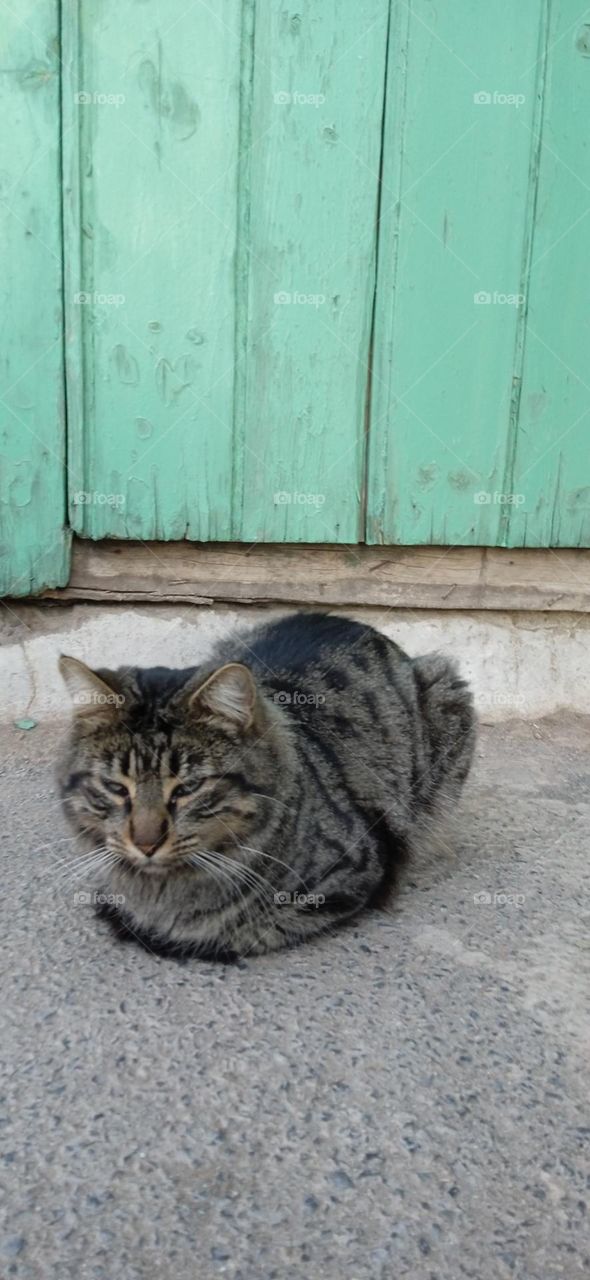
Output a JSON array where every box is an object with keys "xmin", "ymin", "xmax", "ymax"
[{"xmin": 58, "ymin": 613, "xmax": 476, "ymax": 960}]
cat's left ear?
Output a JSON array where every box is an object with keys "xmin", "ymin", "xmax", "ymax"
[
  {"xmin": 188, "ymin": 663, "xmax": 256, "ymax": 731},
  {"xmin": 59, "ymin": 655, "xmax": 124, "ymax": 721}
]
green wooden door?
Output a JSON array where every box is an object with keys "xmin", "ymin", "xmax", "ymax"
[{"xmin": 1, "ymin": 1, "xmax": 589, "ymax": 598}]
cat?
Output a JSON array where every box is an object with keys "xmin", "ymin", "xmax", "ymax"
[{"xmin": 58, "ymin": 612, "xmax": 476, "ymax": 961}]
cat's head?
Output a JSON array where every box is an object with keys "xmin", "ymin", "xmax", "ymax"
[{"xmin": 58, "ymin": 656, "xmax": 284, "ymax": 874}]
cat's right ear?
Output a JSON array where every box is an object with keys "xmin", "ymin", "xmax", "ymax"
[{"xmin": 59, "ymin": 656, "xmax": 124, "ymax": 722}]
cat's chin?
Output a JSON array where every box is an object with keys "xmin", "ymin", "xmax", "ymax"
[
  {"xmin": 123, "ymin": 857, "xmax": 191, "ymax": 877},
  {"xmin": 114, "ymin": 856, "xmax": 169, "ymax": 876},
  {"xmin": 136, "ymin": 862, "xmax": 167, "ymax": 874}
]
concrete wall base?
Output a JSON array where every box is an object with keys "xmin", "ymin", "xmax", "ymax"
[{"xmin": 1, "ymin": 601, "xmax": 588, "ymax": 724}]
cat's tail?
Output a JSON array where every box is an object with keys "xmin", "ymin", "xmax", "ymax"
[{"xmin": 411, "ymin": 652, "xmax": 477, "ymax": 812}]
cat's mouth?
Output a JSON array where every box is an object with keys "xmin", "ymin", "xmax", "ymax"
[{"xmin": 117, "ymin": 844, "xmax": 198, "ymax": 875}]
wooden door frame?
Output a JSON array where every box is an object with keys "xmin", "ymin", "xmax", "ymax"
[{"xmin": 36, "ymin": 538, "xmax": 590, "ymax": 612}]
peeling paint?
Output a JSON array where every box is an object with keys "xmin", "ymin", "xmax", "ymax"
[
  {"xmin": 448, "ymin": 471, "xmax": 472, "ymax": 492},
  {"xmin": 417, "ymin": 463, "xmax": 439, "ymax": 489},
  {"xmin": 111, "ymin": 345, "xmax": 139, "ymax": 386},
  {"xmin": 136, "ymin": 417, "xmax": 154, "ymax": 440},
  {"xmin": 138, "ymin": 57, "xmax": 200, "ymax": 141},
  {"xmin": 155, "ymin": 355, "xmax": 197, "ymax": 405}
]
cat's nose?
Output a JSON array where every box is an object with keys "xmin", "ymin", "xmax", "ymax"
[
  {"xmin": 131, "ymin": 817, "xmax": 169, "ymax": 857},
  {"xmin": 136, "ymin": 836, "xmax": 167, "ymax": 858}
]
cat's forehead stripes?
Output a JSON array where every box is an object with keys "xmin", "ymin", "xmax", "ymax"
[{"xmin": 121, "ymin": 742, "xmax": 184, "ymax": 781}]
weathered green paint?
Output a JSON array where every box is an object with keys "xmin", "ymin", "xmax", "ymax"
[
  {"xmin": 233, "ymin": 0, "xmax": 389, "ymax": 542},
  {"xmin": 63, "ymin": 0, "xmax": 244, "ymax": 541},
  {"xmin": 64, "ymin": 0, "xmax": 388, "ymax": 544},
  {"xmin": 0, "ymin": 1, "xmax": 70, "ymax": 596},
  {"xmin": 507, "ymin": 2, "xmax": 590, "ymax": 547},
  {"xmin": 368, "ymin": 0, "xmax": 559, "ymax": 547}
]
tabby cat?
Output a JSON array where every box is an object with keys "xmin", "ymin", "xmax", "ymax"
[{"xmin": 58, "ymin": 612, "xmax": 476, "ymax": 960}]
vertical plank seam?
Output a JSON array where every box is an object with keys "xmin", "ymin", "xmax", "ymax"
[
  {"xmin": 231, "ymin": 0, "xmax": 257, "ymax": 540},
  {"xmin": 57, "ymin": 0, "xmax": 69, "ymax": 541},
  {"xmin": 60, "ymin": 0, "xmax": 85, "ymax": 530},
  {"xmin": 501, "ymin": 0, "xmax": 552, "ymax": 548},
  {"xmin": 366, "ymin": 0, "xmax": 411, "ymax": 545},
  {"xmin": 359, "ymin": 0, "xmax": 394, "ymax": 543}
]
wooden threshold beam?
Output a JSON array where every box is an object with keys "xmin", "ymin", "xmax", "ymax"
[{"xmin": 36, "ymin": 539, "xmax": 590, "ymax": 612}]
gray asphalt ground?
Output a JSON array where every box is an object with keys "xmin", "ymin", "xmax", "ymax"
[{"xmin": 1, "ymin": 716, "xmax": 589, "ymax": 1280}]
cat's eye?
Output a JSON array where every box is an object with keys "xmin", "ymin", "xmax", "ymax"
[
  {"xmin": 168, "ymin": 784, "xmax": 192, "ymax": 804},
  {"xmin": 102, "ymin": 779, "xmax": 130, "ymax": 798}
]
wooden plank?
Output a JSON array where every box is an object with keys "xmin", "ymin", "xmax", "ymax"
[
  {"xmin": 62, "ymin": 0, "xmax": 243, "ymax": 541},
  {"xmin": 234, "ymin": 0, "xmax": 389, "ymax": 542},
  {"xmin": 508, "ymin": 2, "xmax": 590, "ymax": 547},
  {"xmin": 0, "ymin": 1, "xmax": 70, "ymax": 595},
  {"xmin": 367, "ymin": 0, "xmax": 546, "ymax": 546},
  {"xmin": 39, "ymin": 539, "xmax": 590, "ymax": 612}
]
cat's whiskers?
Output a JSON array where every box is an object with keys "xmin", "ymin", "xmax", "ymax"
[
  {"xmin": 51, "ymin": 847, "xmax": 116, "ymax": 886},
  {"xmin": 200, "ymin": 847, "xmax": 276, "ymax": 897},
  {"xmin": 32, "ymin": 833, "xmax": 82, "ymax": 857},
  {"xmin": 181, "ymin": 838, "xmax": 289, "ymax": 937},
  {"xmin": 41, "ymin": 844, "xmax": 109, "ymax": 877},
  {"xmin": 58, "ymin": 850, "xmax": 118, "ymax": 889},
  {"xmin": 235, "ymin": 843, "xmax": 309, "ymax": 889},
  {"xmin": 52, "ymin": 847, "xmax": 110, "ymax": 881},
  {"xmin": 206, "ymin": 850, "xmax": 280, "ymax": 935},
  {"xmin": 250, "ymin": 792, "xmax": 295, "ymax": 814},
  {"xmin": 185, "ymin": 851, "xmax": 247, "ymax": 906},
  {"xmin": 185, "ymin": 848, "xmax": 277, "ymax": 930}
]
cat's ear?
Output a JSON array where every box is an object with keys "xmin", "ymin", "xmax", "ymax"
[
  {"xmin": 188, "ymin": 663, "xmax": 256, "ymax": 731},
  {"xmin": 59, "ymin": 655, "xmax": 124, "ymax": 721}
]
